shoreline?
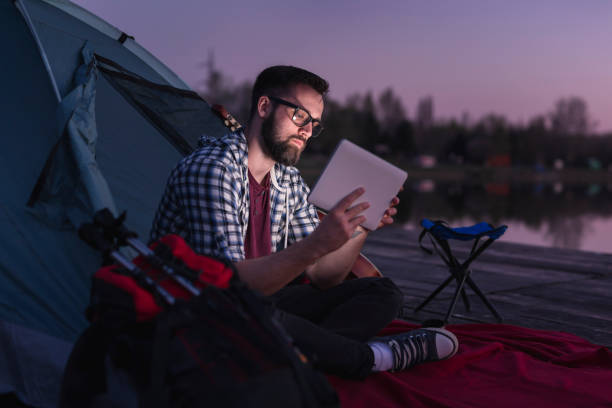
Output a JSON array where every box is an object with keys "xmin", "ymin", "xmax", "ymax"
[{"xmin": 298, "ymin": 154, "xmax": 612, "ymax": 186}]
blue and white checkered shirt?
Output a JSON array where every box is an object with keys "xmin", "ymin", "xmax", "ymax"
[{"xmin": 150, "ymin": 131, "xmax": 320, "ymax": 261}]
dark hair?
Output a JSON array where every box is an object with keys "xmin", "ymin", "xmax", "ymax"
[{"xmin": 249, "ymin": 66, "xmax": 329, "ymax": 121}]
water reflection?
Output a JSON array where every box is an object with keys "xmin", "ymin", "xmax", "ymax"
[
  {"xmin": 395, "ymin": 181, "xmax": 612, "ymax": 254},
  {"xmin": 543, "ymin": 215, "xmax": 593, "ymax": 250}
]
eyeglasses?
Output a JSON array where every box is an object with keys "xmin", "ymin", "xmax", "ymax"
[{"xmin": 268, "ymin": 96, "xmax": 324, "ymax": 137}]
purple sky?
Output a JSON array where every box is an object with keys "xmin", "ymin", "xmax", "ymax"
[{"xmin": 73, "ymin": 0, "xmax": 612, "ymax": 132}]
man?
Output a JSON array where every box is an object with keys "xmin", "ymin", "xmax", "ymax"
[{"xmin": 151, "ymin": 66, "xmax": 458, "ymax": 379}]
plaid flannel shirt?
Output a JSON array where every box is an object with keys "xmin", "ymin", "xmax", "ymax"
[{"xmin": 150, "ymin": 131, "xmax": 320, "ymax": 261}]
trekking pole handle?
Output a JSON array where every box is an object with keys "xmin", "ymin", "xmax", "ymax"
[
  {"xmin": 80, "ymin": 216, "xmax": 177, "ymax": 306},
  {"xmin": 108, "ymin": 249, "xmax": 140, "ymax": 273},
  {"xmin": 107, "ymin": 249, "xmax": 176, "ymax": 306},
  {"xmin": 92, "ymin": 209, "xmax": 139, "ymax": 250},
  {"xmin": 125, "ymin": 237, "xmax": 201, "ymax": 297},
  {"xmin": 79, "ymin": 222, "xmax": 176, "ymax": 306},
  {"xmin": 91, "ymin": 209, "xmax": 200, "ymax": 296}
]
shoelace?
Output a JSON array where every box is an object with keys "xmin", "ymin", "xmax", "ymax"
[{"xmin": 388, "ymin": 332, "xmax": 431, "ymax": 371}]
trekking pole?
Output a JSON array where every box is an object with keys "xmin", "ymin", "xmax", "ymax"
[
  {"xmin": 92, "ymin": 209, "xmax": 201, "ymax": 296},
  {"xmin": 79, "ymin": 222, "xmax": 176, "ymax": 306}
]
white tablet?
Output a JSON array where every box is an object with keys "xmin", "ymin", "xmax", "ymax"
[{"xmin": 308, "ymin": 139, "xmax": 407, "ymax": 230}]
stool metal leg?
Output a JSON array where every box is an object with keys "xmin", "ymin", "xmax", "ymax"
[
  {"xmin": 417, "ymin": 227, "xmax": 504, "ymax": 323},
  {"xmin": 415, "ymin": 266, "xmax": 473, "ymax": 315},
  {"xmin": 444, "ymin": 269, "xmax": 471, "ymax": 323},
  {"xmin": 449, "ymin": 265, "xmax": 472, "ymax": 312},
  {"xmin": 464, "ymin": 275, "xmax": 503, "ymax": 323},
  {"xmin": 414, "ymin": 274, "xmax": 454, "ymax": 312},
  {"xmin": 460, "ymin": 287, "xmax": 471, "ymax": 311}
]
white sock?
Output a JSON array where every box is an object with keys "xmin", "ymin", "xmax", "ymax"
[{"xmin": 368, "ymin": 342, "xmax": 394, "ymax": 372}]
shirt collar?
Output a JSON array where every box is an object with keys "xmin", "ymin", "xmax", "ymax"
[{"xmin": 199, "ymin": 131, "xmax": 289, "ymax": 192}]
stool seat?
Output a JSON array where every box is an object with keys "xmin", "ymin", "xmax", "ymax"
[
  {"xmin": 416, "ymin": 219, "xmax": 507, "ymax": 323},
  {"xmin": 421, "ymin": 219, "xmax": 507, "ymax": 241}
]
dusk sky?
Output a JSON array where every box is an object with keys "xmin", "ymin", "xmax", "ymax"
[{"xmin": 72, "ymin": 0, "xmax": 611, "ymax": 132}]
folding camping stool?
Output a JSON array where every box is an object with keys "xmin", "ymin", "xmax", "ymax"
[{"xmin": 415, "ymin": 219, "xmax": 507, "ymax": 323}]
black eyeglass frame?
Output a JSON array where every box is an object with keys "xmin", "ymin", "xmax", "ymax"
[{"xmin": 267, "ymin": 95, "xmax": 324, "ymax": 137}]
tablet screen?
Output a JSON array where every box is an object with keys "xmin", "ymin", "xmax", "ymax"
[{"xmin": 308, "ymin": 139, "xmax": 407, "ymax": 230}]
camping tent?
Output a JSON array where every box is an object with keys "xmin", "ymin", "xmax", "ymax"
[{"xmin": 1, "ymin": 1, "xmax": 226, "ymax": 405}]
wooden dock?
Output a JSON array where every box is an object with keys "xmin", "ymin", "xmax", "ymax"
[{"xmin": 363, "ymin": 226, "xmax": 612, "ymax": 348}]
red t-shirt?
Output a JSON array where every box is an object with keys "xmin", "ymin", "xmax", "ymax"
[{"xmin": 244, "ymin": 170, "xmax": 272, "ymax": 259}]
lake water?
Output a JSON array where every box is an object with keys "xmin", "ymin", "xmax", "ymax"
[{"xmin": 395, "ymin": 180, "xmax": 612, "ymax": 255}]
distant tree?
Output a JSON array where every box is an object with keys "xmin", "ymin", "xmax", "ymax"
[
  {"xmin": 445, "ymin": 130, "xmax": 467, "ymax": 164},
  {"xmin": 527, "ymin": 114, "xmax": 548, "ymax": 131},
  {"xmin": 476, "ymin": 113, "xmax": 509, "ymax": 136},
  {"xmin": 416, "ymin": 96, "xmax": 434, "ymax": 129},
  {"xmin": 377, "ymin": 88, "xmax": 407, "ymax": 131},
  {"xmin": 193, "ymin": 61, "xmax": 612, "ymax": 169},
  {"xmin": 340, "ymin": 92, "xmax": 381, "ymax": 151},
  {"xmin": 392, "ymin": 120, "xmax": 416, "ymax": 155},
  {"xmin": 197, "ymin": 53, "xmax": 252, "ymax": 124},
  {"xmin": 478, "ymin": 114, "xmax": 512, "ymax": 157},
  {"xmin": 316, "ymin": 92, "xmax": 381, "ymax": 154},
  {"xmin": 361, "ymin": 93, "xmax": 381, "ymax": 149},
  {"xmin": 314, "ymin": 99, "xmax": 345, "ymax": 154},
  {"xmin": 515, "ymin": 115, "xmax": 550, "ymax": 166},
  {"xmin": 549, "ymin": 96, "xmax": 594, "ymax": 136},
  {"xmin": 370, "ymin": 88, "xmax": 409, "ymax": 155},
  {"xmin": 413, "ymin": 96, "xmax": 436, "ymax": 156}
]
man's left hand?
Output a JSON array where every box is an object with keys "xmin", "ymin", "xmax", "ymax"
[{"xmin": 377, "ymin": 196, "xmax": 400, "ymax": 229}]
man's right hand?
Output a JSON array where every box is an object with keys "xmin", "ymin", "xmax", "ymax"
[
  {"xmin": 236, "ymin": 187, "xmax": 370, "ymax": 294},
  {"xmin": 309, "ymin": 187, "xmax": 370, "ymax": 257}
]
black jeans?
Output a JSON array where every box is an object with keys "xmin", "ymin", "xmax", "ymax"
[{"xmin": 269, "ymin": 277, "xmax": 403, "ymax": 379}]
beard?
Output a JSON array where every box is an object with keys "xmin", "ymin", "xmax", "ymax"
[{"xmin": 261, "ymin": 114, "xmax": 306, "ymax": 166}]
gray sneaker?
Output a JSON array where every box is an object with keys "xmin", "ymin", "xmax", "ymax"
[{"xmin": 381, "ymin": 327, "xmax": 459, "ymax": 371}]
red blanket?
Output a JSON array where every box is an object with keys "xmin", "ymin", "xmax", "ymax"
[{"xmin": 329, "ymin": 321, "xmax": 612, "ymax": 408}]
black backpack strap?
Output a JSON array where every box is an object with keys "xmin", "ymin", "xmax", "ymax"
[
  {"xmin": 419, "ymin": 220, "xmax": 455, "ymax": 267},
  {"xmin": 418, "ymin": 228, "xmax": 433, "ymax": 255},
  {"xmin": 140, "ymin": 304, "xmax": 195, "ymax": 408},
  {"xmin": 419, "ymin": 219, "xmax": 449, "ymax": 254}
]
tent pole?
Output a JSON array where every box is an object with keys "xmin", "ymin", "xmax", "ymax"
[{"xmin": 14, "ymin": 0, "xmax": 62, "ymax": 102}]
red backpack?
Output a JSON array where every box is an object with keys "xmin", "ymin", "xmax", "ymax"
[{"xmin": 60, "ymin": 211, "xmax": 338, "ymax": 408}]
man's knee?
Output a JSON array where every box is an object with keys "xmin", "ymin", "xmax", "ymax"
[
  {"xmin": 364, "ymin": 277, "xmax": 404, "ymax": 314},
  {"xmin": 379, "ymin": 277, "xmax": 403, "ymax": 304}
]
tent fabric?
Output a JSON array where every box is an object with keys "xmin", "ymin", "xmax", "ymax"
[
  {"xmin": 1, "ymin": 0, "xmax": 226, "ymax": 338},
  {"xmin": 2, "ymin": 0, "xmax": 225, "ymax": 405},
  {"xmin": 1, "ymin": 0, "xmax": 189, "ymax": 341},
  {"xmin": 21, "ymin": 0, "xmax": 186, "ymax": 98},
  {"xmin": 329, "ymin": 320, "xmax": 612, "ymax": 408},
  {"xmin": 96, "ymin": 54, "xmax": 228, "ymax": 155},
  {"xmin": 0, "ymin": 320, "xmax": 72, "ymax": 408},
  {"xmin": 28, "ymin": 44, "xmax": 118, "ymax": 229},
  {"xmin": 40, "ymin": 0, "xmax": 190, "ymax": 90}
]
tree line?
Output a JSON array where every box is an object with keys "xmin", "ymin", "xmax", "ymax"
[{"xmin": 199, "ymin": 59, "xmax": 612, "ymax": 170}]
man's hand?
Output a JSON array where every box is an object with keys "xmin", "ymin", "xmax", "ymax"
[
  {"xmin": 377, "ymin": 195, "xmax": 400, "ymax": 229},
  {"xmin": 309, "ymin": 187, "xmax": 369, "ymax": 257},
  {"xmin": 234, "ymin": 188, "xmax": 370, "ymax": 295}
]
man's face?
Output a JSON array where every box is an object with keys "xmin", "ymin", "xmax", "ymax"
[{"xmin": 261, "ymin": 84, "xmax": 324, "ymax": 166}]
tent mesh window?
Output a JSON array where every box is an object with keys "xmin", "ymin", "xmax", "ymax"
[{"xmin": 96, "ymin": 54, "xmax": 227, "ymax": 155}]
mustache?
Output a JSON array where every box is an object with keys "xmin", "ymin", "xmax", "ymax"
[{"xmin": 288, "ymin": 135, "xmax": 307, "ymax": 144}]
